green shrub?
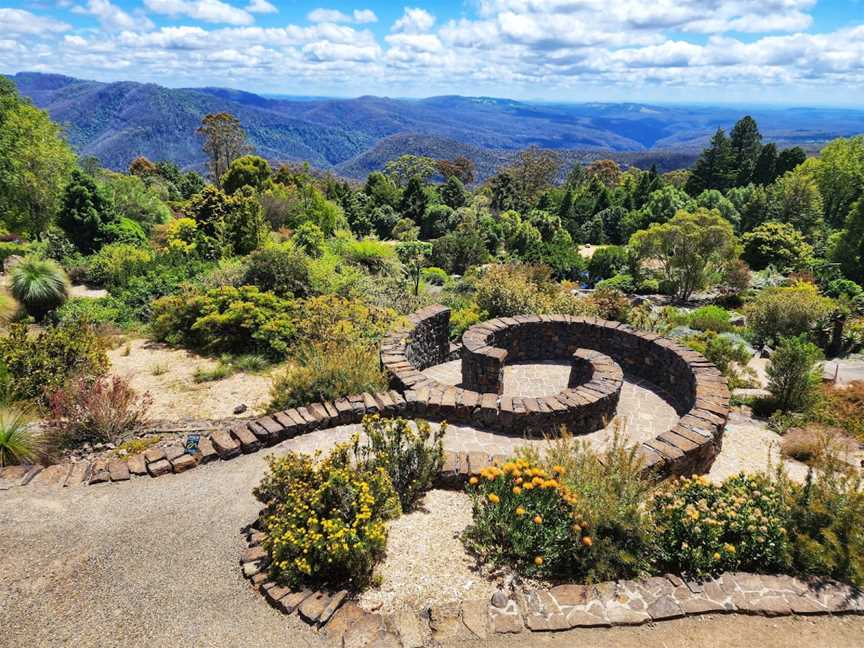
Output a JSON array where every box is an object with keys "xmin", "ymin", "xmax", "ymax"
[
  {"xmin": 0, "ymin": 408, "xmax": 39, "ymax": 467},
  {"xmin": 595, "ymin": 273, "xmax": 635, "ymax": 294},
  {"xmin": 744, "ymin": 282, "xmax": 835, "ymax": 345},
  {"xmin": 587, "ymin": 245, "xmax": 629, "ymax": 284},
  {"xmin": 586, "ymin": 286, "xmax": 630, "ymax": 322},
  {"xmin": 353, "ymin": 415, "xmax": 444, "ymax": 512},
  {"xmin": 463, "ymin": 458, "xmax": 587, "ymax": 578},
  {"xmin": 473, "ymin": 264, "xmax": 590, "ymax": 318},
  {"xmin": 0, "ymin": 241, "xmax": 30, "ymax": 265},
  {"xmin": 293, "ymin": 221, "xmax": 325, "ymax": 257},
  {"xmin": 152, "ymin": 285, "xmax": 297, "ymax": 358},
  {"xmin": 421, "ymin": 266, "xmax": 449, "ymax": 286},
  {"xmin": 741, "ymin": 222, "xmax": 813, "ymax": 272},
  {"xmin": 449, "ymin": 302, "xmax": 485, "ymax": 340},
  {"xmin": 521, "ymin": 428, "xmax": 656, "ymax": 582},
  {"xmin": 766, "ymin": 335, "xmax": 823, "ymax": 412},
  {"xmin": 337, "ymin": 237, "xmax": 397, "ymax": 275},
  {"xmin": 50, "ymin": 296, "xmax": 135, "ymax": 330},
  {"xmin": 269, "ymin": 342, "xmax": 387, "ymax": 411},
  {"xmin": 86, "ymin": 243, "xmax": 153, "ymax": 288},
  {"xmin": 242, "ymin": 244, "xmax": 311, "ymax": 298},
  {"xmin": 688, "ymin": 305, "xmax": 733, "ymax": 332},
  {"xmin": 45, "ymin": 375, "xmax": 151, "ymax": 449},
  {"xmin": 103, "ymin": 216, "xmax": 147, "ymax": 245},
  {"xmin": 684, "ymin": 331, "xmax": 755, "ymax": 390},
  {"xmin": 113, "ymin": 254, "xmax": 212, "ymax": 321},
  {"xmin": 253, "ymin": 444, "xmax": 400, "ymax": 589},
  {"xmin": 0, "ymin": 321, "xmax": 108, "ymax": 404},
  {"xmin": 10, "ymin": 256, "xmax": 69, "ymax": 320},
  {"xmin": 783, "ymin": 462, "xmax": 864, "ymax": 587},
  {"xmin": 653, "ymin": 473, "xmax": 789, "ymax": 577}
]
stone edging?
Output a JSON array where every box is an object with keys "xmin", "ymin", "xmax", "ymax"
[
  {"xmin": 240, "ymin": 518, "xmax": 864, "ymax": 646},
  {"xmin": 0, "ymin": 305, "xmax": 731, "ymax": 491},
  {"xmin": 381, "ymin": 306, "xmax": 732, "ymax": 476}
]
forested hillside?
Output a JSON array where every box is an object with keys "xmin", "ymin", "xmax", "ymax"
[{"xmin": 11, "ymin": 72, "xmax": 864, "ymax": 180}]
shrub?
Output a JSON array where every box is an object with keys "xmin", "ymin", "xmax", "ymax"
[
  {"xmin": 242, "ymin": 244, "xmax": 311, "ymax": 298},
  {"xmin": 766, "ymin": 335, "xmax": 823, "ymax": 412},
  {"xmin": 595, "ymin": 273, "xmax": 635, "ymax": 294},
  {"xmin": 152, "ymin": 286, "xmax": 297, "ymax": 359},
  {"xmin": 421, "ymin": 266, "xmax": 449, "ymax": 286},
  {"xmin": 449, "ymin": 303, "xmax": 485, "ymax": 340},
  {"xmin": 0, "ymin": 241, "xmax": 30, "ymax": 265},
  {"xmin": 744, "ymin": 282, "xmax": 836, "ymax": 346},
  {"xmin": 783, "ymin": 462, "xmax": 864, "ymax": 587},
  {"xmin": 253, "ymin": 444, "xmax": 400, "ymax": 590},
  {"xmin": 10, "ymin": 256, "xmax": 69, "ymax": 320},
  {"xmin": 269, "ymin": 342, "xmax": 387, "ymax": 411},
  {"xmin": 0, "ymin": 408, "xmax": 39, "ymax": 467},
  {"xmin": 463, "ymin": 459, "xmax": 588, "ymax": 578},
  {"xmin": 473, "ymin": 264, "xmax": 590, "ymax": 318},
  {"xmin": 353, "ymin": 415, "xmax": 444, "ymax": 513},
  {"xmin": 293, "ymin": 221, "xmax": 325, "ymax": 257},
  {"xmin": 587, "ymin": 245, "xmax": 629, "ymax": 284},
  {"xmin": 688, "ymin": 305, "xmax": 733, "ymax": 332},
  {"xmin": 86, "ymin": 243, "xmax": 153, "ymax": 288},
  {"xmin": 780, "ymin": 426, "xmax": 857, "ymax": 466},
  {"xmin": 586, "ymin": 286, "xmax": 630, "ymax": 322},
  {"xmin": 50, "ymin": 296, "xmax": 134, "ymax": 330},
  {"xmin": 338, "ymin": 237, "xmax": 398, "ymax": 275},
  {"xmin": 520, "ymin": 428, "xmax": 656, "ymax": 582},
  {"xmin": 45, "ymin": 375, "xmax": 152, "ymax": 449},
  {"xmin": 683, "ymin": 331, "xmax": 755, "ymax": 390},
  {"xmin": 653, "ymin": 473, "xmax": 789, "ymax": 577},
  {"xmin": 0, "ymin": 322, "xmax": 108, "ymax": 404},
  {"xmin": 811, "ymin": 382, "xmax": 864, "ymax": 441},
  {"xmin": 741, "ymin": 222, "xmax": 813, "ymax": 272},
  {"xmin": 292, "ymin": 294, "xmax": 397, "ymax": 349}
]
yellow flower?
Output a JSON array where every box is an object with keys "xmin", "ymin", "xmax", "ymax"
[
  {"xmin": 724, "ymin": 543, "xmax": 736, "ymax": 554},
  {"xmin": 534, "ymin": 556, "xmax": 544, "ymax": 566},
  {"xmin": 533, "ymin": 515, "xmax": 543, "ymax": 525},
  {"xmin": 488, "ymin": 493, "xmax": 500, "ymax": 504},
  {"xmin": 523, "ymin": 482, "xmax": 534, "ymax": 491},
  {"xmin": 713, "ymin": 552, "xmax": 722, "ymax": 560},
  {"xmin": 582, "ymin": 536, "xmax": 593, "ymax": 547},
  {"xmin": 515, "ymin": 506, "xmax": 526, "ymax": 516},
  {"xmin": 469, "ymin": 476, "xmax": 478, "ymax": 486},
  {"xmin": 512, "ymin": 486, "xmax": 522, "ymax": 495},
  {"xmin": 552, "ymin": 465, "xmax": 565, "ymax": 475}
]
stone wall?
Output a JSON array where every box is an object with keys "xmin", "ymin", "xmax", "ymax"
[
  {"xmin": 384, "ymin": 305, "xmax": 451, "ymax": 381},
  {"xmin": 381, "ymin": 309, "xmax": 731, "ymax": 478}
]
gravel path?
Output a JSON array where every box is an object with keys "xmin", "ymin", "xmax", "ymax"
[{"xmin": 0, "ymin": 448, "xmax": 331, "ymax": 648}]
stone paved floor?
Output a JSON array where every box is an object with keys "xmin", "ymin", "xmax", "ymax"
[{"xmin": 421, "ymin": 359, "xmax": 680, "ymax": 449}]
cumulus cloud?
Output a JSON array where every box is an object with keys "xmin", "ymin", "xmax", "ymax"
[
  {"xmin": 392, "ymin": 7, "xmax": 436, "ymax": 33},
  {"xmin": 1, "ymin": 0, "xmax": 862, "ymax": 100},
  {"xmin": 246, "ymin": 0, "xmax": 277, "ymax": 14},
  {"xmin": 144, "ymin": 0, "xmax": 254, "ymax": 25},
  {"xmin": 0, "ymin": 8, "xmax": 70, "ymax": 34},
  {"xmin": 73, "ymin": 0, "xmax": 154, "ymax": 31},
  {"xmin": 308, "ymin": 8, "xmax": 378, "ymax": 24}
]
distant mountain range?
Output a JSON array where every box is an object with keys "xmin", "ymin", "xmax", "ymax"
[{"xmin": 10, "ymin": 72, "xmax": 864, "ymax": 181}]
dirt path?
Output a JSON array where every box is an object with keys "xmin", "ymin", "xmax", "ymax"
[{"xmin": 108, "ymin": 337, "xmax": 276, "ymax": 420}]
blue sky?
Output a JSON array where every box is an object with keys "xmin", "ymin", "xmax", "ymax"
[{"xmin": 2, "ymin": 0, "xmax": 863, "ymax": 104}]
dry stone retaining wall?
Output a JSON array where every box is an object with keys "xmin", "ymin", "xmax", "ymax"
[
  {"xmin": 239, "ymin": 515, "xmax": 864, "ymax": 646},
  {"xmin": 381, "ymin": 306, "xmax": 731, "ymax": 477}
]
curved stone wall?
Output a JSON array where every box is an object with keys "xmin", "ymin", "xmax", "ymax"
[{"xmin": 380, "ymin": 307, "xmax": 731, "ymax": 477}]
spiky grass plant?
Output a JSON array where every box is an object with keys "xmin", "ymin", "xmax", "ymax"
[
  {"xmin": 10, "ymin": 256, "xmax": 70, "ymax": 321},
  {"xmin": 0, "ymin": 408, "xmax": 38, "ymax": 467}
]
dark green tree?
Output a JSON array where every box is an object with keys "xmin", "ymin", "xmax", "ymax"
[
  {"xmin": 221, "ymin": 155, "xmax": 272, "ymax": 194},
  {"xmin": 58, "ymin": 171, "xmax": 116, "ymax": 254},
  {"xmin": 753, "ymin": 143, "xmax": 778, "ymax": 185},
  {"xmin": 399, "ymin": 176, "xmax": 430, "ymax": 224},
  {"xmin": 729, "ymin": 116, "xmax": 763, "ymax": 186},
  {"xmin": 685, "ymin": 128, "xmax": 736, "ymax": 196},
  {"xmin": 440, "ymin": 176, "xmax": 467, "ymax": 209},
  {"xmin": 776, "ymin": 147, "xmax": 807, "ymax": 176}
]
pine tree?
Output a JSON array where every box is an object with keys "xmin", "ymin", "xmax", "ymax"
[
  {"xmin": 730, "ymin": 116, "xmax": 763, "ymax": 186},
  {"xmin": 685, "ymin": 129, "xmax": 736, "ymax": 196},
  {"xmin": 753, "ymin": 143, "xmax": 778, "ymax": 185}
]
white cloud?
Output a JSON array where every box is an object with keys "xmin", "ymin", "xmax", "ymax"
[
  {"xmin": 143, "ymin": 0, "xmax": 254, "ymax": 25},
  {"xmin": 246, "ymin": 0, "xmax": 277, "ymax": 14},
  {"xmin": 392, "ymin": 7, "xmax": 436, "ymax": 33},
  {"xmin": 308, "ymin": 8, "xmax": 378, "ymax": 24},
  {"xmin": 73, "ymin": 0, "xmax": 154, "ymax": 31},
  {"xmin": 0, "ymin": 8, "xmax": 70, "ymax": 34}
]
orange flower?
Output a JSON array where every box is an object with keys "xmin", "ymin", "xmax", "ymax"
[
  {"xmin": 512, "ymin": 486, "xmax": 522, "ymax": 495},
  {"xmin": 534, "ymin": 556, "xmax": 544, "ymax": 566},
  {"xmin": 533, "ymin": 515, "xmax": 543, "ymax": 525},
  {"xmin": 488, "ymin": 493, "xmax": 500, "ymax": 504},
  {"xmin": 468, "ymin": 477, "xmax": 478, "ymax": 486},
  {"xmin": 582, "ymin": 536, "xmax": 593, "ymax": 547}
]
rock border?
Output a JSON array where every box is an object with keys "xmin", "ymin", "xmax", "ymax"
[
  {"xmin": 0, "ymin": 304, "xmax": 730, "ymax": 491},
  {"xmin": 240, "ymin": 519, "xmax": 864, "ymax": 646},
  {"xmin": 381, "ymin": 306, "xmax": 731, "ymax": 476}
]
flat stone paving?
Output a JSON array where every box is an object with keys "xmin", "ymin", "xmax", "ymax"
[{"xmin": 422, "ymin": 359, "xmax": 680, "ymax": 448}]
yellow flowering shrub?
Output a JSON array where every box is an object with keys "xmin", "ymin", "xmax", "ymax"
[
  {"xmin": 653, "ymin": 473, "xmax": 788, "ymax": 577},
  {"xmin": 253, "ymin": 443, "xmax": 400, "ymax": 590},
  {"xmin": 463, "ymin": 460, "xmax": 589, "ymax": 577}
]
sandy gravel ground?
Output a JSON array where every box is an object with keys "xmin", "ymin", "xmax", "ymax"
[
  {"xmin": 359, "ymin": 489, "xmax": 495, "ymax": 614},
  {"xmin": 108, "ymin": 338, "xmax": 275, "ymax": 420}
]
